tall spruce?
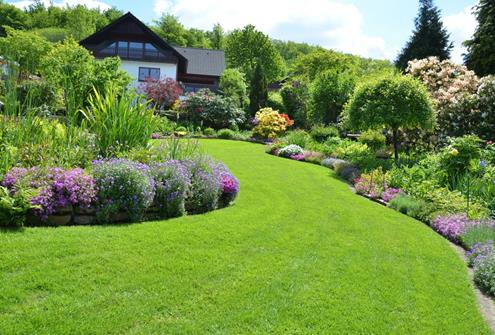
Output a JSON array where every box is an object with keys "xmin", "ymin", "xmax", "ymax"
[
  {"xmin": 249, "ymin": 62, "xmax": 268, "ymax": 115},
  {"xmin": 464, "ymin": 0, "xmax": 495, "ymax": 76},
  {"xmin": 395, "ymin": 0, "xmax": 452, "ymax": 70}
]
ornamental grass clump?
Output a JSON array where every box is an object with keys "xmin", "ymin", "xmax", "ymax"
[
  {"xmin": 151, "ymin": 160, "xmax": 190, "ymax": 219},
  {"xmin": 93, "ymin": 159, "xmax": 155, "ymax": 223}
]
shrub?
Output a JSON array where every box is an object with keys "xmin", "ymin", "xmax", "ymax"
[
  {"xmin": 252, "ymin": 107, "xmax": 288, "ymax": 139},
  {"xmin": 381, "ymin": 187, "xmax": 401, "ymax": 203},
  {"xmin": 334, "ymin": 161, "xmax": 360, "ymax": 182},
  {"xmin": 321, "ymin": 157, "xmax": 346, "ymax": 169},
  {"xmin": 140, "ymin": 77, "xmax": 183, "ymax": 110},
  {"xmin": 93, "ymin": 159, "xmax": 155, "ymax": 223},
  {"xmin": 388, "ymin": 195, "xmax": 434, "ymax": 222},
  {"xmin": 280, "ymin": 79, "xmax": 310, "ymax": 126},
  {"xmin": 181, "ymin": 89, "xmax": 246, "ymax": 129},
  {"xmin": 468, "ymin": 241, "xmax": 494, "ymax": 267},
  {"xmin": 353, "ymin": 169, "xmax": 386, "ymax": 199},
  {"xmin": 439, "ymin": 135, "xmax": 482, "ymax": 182},
  {"xmin": 304, "ymin": 151, "xmax": 324, "ymax": 164},
  {"xmin": 219, "ymin": 68, "xmax": 248, "ymax": 107},
  {"xmin": 184, "ymin": 159, "xmax": 221, "ymax": 214},
  {"xmin": 154, "ymin": 116, "xmax": 175, "ymax": 135},
  {"xmin": 217, "ymin": 129, "xmax": 236, "ymax": 139},
  {"xmin": 150, "ymin": 161, "xmax": 190, "ymax": 219},
  {"xmin": 433, "ymin": 214, "xmax": 475, "ymax": 241},
  {"xmin": 204, "ymin": 128, "xmax": 216, "ymax": 136},
  {"xmin": 214, "ymin": 163, "xmax": 240, "ymax": 207},
  {"xmin": 267, "ymin": 91, "xmax": 286, "ymax": 114},
  {"xmin": 309, "ymin": 69, "xmax": 355, "ymax": 125},
  {"xmin": 284, "ymin": 130, "xmax": 310, "ymax": 148},
  {"xmin": 82, "ymin": 87, "xmax": 156, "ymax": 156},
  {"xmin": 358, "ymin": 130, "xmax": 386, "ymax": 151},
  {"xmin": 0, "ymin": 185, "xmax": 37, "ymax": 228},
  {"xmin": 477, "ymin": 76, "xmax": 495, "ymax": 140},
  {"xmin": 266, "ymin": 140, "xmax": 288, "ymax": 155},
  {"xmin": 279, "ymin": 145, "xmax": 304, "ymax": 158},
  {"xmin": 310, "ymin": 125, "xmax": 339, "ymax": 143}
]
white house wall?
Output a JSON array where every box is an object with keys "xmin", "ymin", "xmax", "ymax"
[{"xmin": 120, "ymin": 60, "xmax": 177, "ymax": 88}]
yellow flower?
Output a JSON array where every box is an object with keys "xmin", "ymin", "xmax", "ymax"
[{"xmin": 450, "ymin": 148, "xmax": 459, "ymax": 156}]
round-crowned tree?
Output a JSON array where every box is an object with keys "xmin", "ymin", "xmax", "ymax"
[{"xmin": 343, "ymin": 75, "xmax": 435, "ymax": 163}]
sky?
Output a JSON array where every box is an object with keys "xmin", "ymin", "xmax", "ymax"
[{"xmin": 7, "ymin": 0, "xmax": 478, "ymax": 63}]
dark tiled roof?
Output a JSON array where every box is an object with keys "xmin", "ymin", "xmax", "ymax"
[{"xmin": 174, "ymin": 47, "xmax": 225, "ymax": 77}]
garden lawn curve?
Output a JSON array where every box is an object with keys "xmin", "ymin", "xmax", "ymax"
[{"xmin": 0, "ymin": 139, "xmax": 491, "ymax": 334}]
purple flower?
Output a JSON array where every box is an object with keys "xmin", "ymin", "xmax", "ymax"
[
  {"xmin": 433, "ymin": 214, "xmax": 477, "ymax": 241},
  {"xmin": 381, "ymin": 187, "xmax": 401, "ymax": 203},
  {"xmin": 289, "ymin": 153, "xmax": 305, "ymax": 161}
]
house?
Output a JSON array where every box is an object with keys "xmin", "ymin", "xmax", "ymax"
[{"xmin": 80, "ymin": 12, "xmax": 225, "ymax": 92}]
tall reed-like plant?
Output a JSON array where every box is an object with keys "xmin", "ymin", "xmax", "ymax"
[{"xmin": 81, "ymin": 87, "xmax": 156, "ymax": 156}]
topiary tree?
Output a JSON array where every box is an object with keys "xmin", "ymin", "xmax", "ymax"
[
  {"xmin": 309, "ymin": 69, "xmax": 355, "ymax": 125},
  {"xmin": 343, "ymin": 75, "xmax": 435, "ymax": 163}
]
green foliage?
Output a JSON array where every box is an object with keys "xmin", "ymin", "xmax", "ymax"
[
  {"xmin": 280, "ymin": 79, "xmax": 310, "ymax": 126},
  {"xmin": 16, "ymin": 79, "xmax": 57, "ymax": 110},
  {"xmin": 395, "ymin": 0, "xmax": 452, "ymax": 70},
  {"xmin": 439, "ymin": 135, "xmax": 482, "ymax": 183},
  {"xmin": 284, "ymin": 130, "xmax": 311, "ymax": 148},
  {"xmin": 0, "ymin": 27, "xmax": 52, "ymax": 75},
  {"xmin": 461, "ymin": 225, "xmax": 495, "ymax": 250},
  {"xmin": 344, "ymin": 75, "xmax": 435, "ymax": 161},
  {"xmin": 219, "ymin": 68, "xmax": 248, "ymax": 107},
  {"xmin": 309, "ymin": 70, "xmax": 355, "ymax": 125},
  {"xmin": 225, "ymin": 25, "xmax": 285, "ymax": 83},
  {"xmin": 266, "ymin": 91, "xmax": 286, "ymax": 114},
  {"xmin": 92, "ymin": 57, "xmax": 131, "ymax": 96},
  {"xmin": 310, "ymin": 125, "xmax": 339, "ymax": 143},
  {"xmin": 249, "ymin": 62, "xmax": 268, "ymax": 115},
  {"xmin": 34, "ymin": 27, "xmax": 68, "ymax": 42},
  {"xmin": 272, "ymin": 40, "xmax": 318, "ymax": 68},
  {"xmin": 154, "ymin": 116, "xmax": 175, "ymax": 135},
  {"xmin": 0, "ymin": 2, "xmax": 29, "ymax": 36},
  {"xmin": 0, "ymin": 185, "xmax": 37, "ymax": 228},
  {"xmin": 388, "ymin": 195, "xmax": 434, "ymax": 222},
  {"xmin": 358, "ymin": 130, "xmax": 386, "ymax": 151},
  {"xmin": 203, "ymin": 128, "xmax": 216, "ymax": 136},
  {"xmin": 293, "ymin": 48, "xmax": 357, "ymax": 81},
  {"xmin": 465, "ymin": 0, "xmax": 495, "ymax": 76},
  {"xmin": 153, "ymin": 14, "xmax": 189, "ymax": 47},
  {"xmin": 81, "ymin": 87, "xmax": 156, "ymax": 156},
  {"xmin": 207, "ymin": 23, "xmax": 225, "ymax": 49},
  {"xmin": 217, "ymin": 129, "xmax": 235, "ymax": 139}
]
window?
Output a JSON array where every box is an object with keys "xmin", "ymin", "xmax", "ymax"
[
  {"xmin": 128, "ymin": 42, "xmax": 143, "ymax": 58},
  {"xmin": 118, "ymin": 41, "xmax": 129, "ymax": 57},
  {"xmin": 138, "ymin": 67, "xmax": 160, "ymax": 81},
  {"xmin": 100, "ymin": 42, "xmax": 117, "ymax": 56},
  {"xmin": 98, "ymin": 41, "xmax": 164, "ymax": 60}
]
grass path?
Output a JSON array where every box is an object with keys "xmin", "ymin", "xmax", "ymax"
[{"xmin": 0, "ymin": 139, "xmax": 491, "ymax": 334}]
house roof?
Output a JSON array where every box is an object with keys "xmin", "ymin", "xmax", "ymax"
[
  {"xmin": 80, "ymin": 12, "xmax": 188, "ymax": 65},
  {"xmin": 174, "ymin": 47, "xmax": 225, "ymax": 77}
]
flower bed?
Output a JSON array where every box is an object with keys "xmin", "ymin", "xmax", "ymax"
[{"xmin": 1, "ymin": 157, "xmax": 239, "ymax": 227}]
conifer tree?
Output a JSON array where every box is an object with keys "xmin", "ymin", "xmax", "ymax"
[{"xmin": 249, "ymin": 62, "xmax": 268, "ymax": 115}]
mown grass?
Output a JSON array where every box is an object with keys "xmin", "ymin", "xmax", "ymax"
[{"xmin": 0, "ymin": 139, "xmax": 491, "ymax": 334}]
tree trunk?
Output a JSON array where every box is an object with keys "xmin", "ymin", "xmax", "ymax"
[{"xmin": 392, "ymin": 128, "xmax": 399, "ymax": 165}]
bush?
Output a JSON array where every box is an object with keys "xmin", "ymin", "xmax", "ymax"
[
  {"xmin": 204, "ymin": 128, "xmax": 216, "ymax": 136},
  {"xmin": 151, "ymin": 161, "xmax": 190, "ymax": 219},
  {"xmin": 309, "ymin": 70, "xmax": 355, "ymax": 125},
  {"xmin": 140, "ymin": 77, "xmax": 183, "ymax": 110},
  {"xmin": 439, "ymin": 135, "xmax": 482, "ymax": 183},
  {"xmin": 184, "ymin": 159, "xmax": 221, "ymax": 214},
  {"xmin": 280, "ymin": 80, "xmax": 310, "ymax": 126},
  {"xmin": 267, "ymin": 91, "xmax": 286, "ymax": 114},
  {"xmin": 279, "ymin": 144, "xmax": 304, "ymax": 158},
  {"xmin": 321, "ymin": 157, "xmax": 346, "ymax": 169},
  {"xmin": 473, "ymin": 252, "xmax": 495, "ymax": 296},
  {"xmin": 217, "ymin": 129, "xmax": 235, "ymax": 139},
  {"xmin": 0, "ymin": 185, "xmax": 36, "ymax": 228},
  {"xmin": 334, "ymin": 161, "xmax": 360, "ymax": 182},
  {"xmin": 214, "ymin": 162, "xmax": 240, "ymax": 207},
  {"xmin": 82, "ymin": 87, "xmax": 156, "ymax": 156},
  {"xmin": 93, "ymin": 159, "xmax": 155, "ymax": 223},
  {"xmin": 181, "ymin": 89, "xmax": 246, "ymax": 130},
  {"xmin": 154, "ymin": 116, "xmax": 175, "ymax": 135},
  {"xmin": 284, "ymin": 130, "xmax": 311, "ymax": 148},
  {"xmin": 252, "ymin": 108, "xmax": 288, "ymax": 139},
  {"xmin": 310, "ymin": 125, "xmax": 339, "ymax": 143},
  {"xmin": 219, "ymin": 68, "xmax": 248, "ymax": 107},
  {"xmin": 433, "ymin": 214, "xmax": 475, "ymax": 241},
  {"xmin": 358, "ymin": 130, "xmax": 386, "ymax": 151},
  {"xmin": 388, "ymin": 195, "xmax": 434, "ymax": 222}
]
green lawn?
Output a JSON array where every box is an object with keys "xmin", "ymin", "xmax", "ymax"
[{"xmin": 0, "ymin": 139, "xmax": 490, "ymax": 334}]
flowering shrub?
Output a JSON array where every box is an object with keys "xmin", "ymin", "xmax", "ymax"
[
  {"xmin": 140, "ymin": 77, "xmax": 183, "ymax": 110},
  {"xmin": 184, "ymin": 159, "xmax": 221, "ymax": 214},
  {"xmin": 93, "ymin": 159, "xmax": 155, "ymax": 223},
  {"xmin": 407, "ymin": 57, "xmax": 480, "ymax": 138},
  {"xmin": 252, "ymin": 108, "xmax": 288, "ymax": 139},
  {"xmin": 214, "ymin": 163, "xmax": 240, "ymax": 207},
  {"xmin": 151, "ymin": 161, "xmax": 190, "ymax": 219},
  {"xmin": 439, "ymin": 135, "xmax": 482, "ymax": 182},
  {"xmin": 180, "ymin": 89, "xmax": 245, "ymax": 129},
  {"xmin": 433, "ymin": 214, "xmax": 475, "ymax": 241},
  {"xmin": 477, "ymin": 76, "xmax": 495, "ymax": 141},
  {"xmin": 381, "ymin": 187, "xmax": 401, "ymax": 203},
  {"xmin": 2, "ymin": 167, "xmax": 96, "ymax": 221},
  {"xmin": 278, "ymin": 145, "xmax": 304, "ymax": 158},
  {"xmin": 280, "ymin": 114, "xmax": 294, "ymax": 127},
  {"xmin": 353, "ymin": 169, "xmax": 386, "ymax": 199}
]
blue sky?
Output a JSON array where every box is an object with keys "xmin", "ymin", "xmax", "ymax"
[{"xmin": 8, "ymin": 0, "xmax": 477, "ymax": 62}]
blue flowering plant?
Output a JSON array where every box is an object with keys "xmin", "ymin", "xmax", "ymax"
[
  {"xmin": 93, "ymin": 159, "xmax": 155, "ymax": 223},
  {"xmin": 183, "ymin": 158, "xmax": 222, "ymax": 214}
]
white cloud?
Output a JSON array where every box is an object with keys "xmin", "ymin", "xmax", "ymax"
[
  {"xmin": 153, "ymin": 0, "xmax": 391, "ymax": 59},
  {"xmin": 444, "ymin": 4, "xmax": 477, "ymax": 64},
  {"xmin": 10, "ymin": 0, "xmax": 111, "ymax": 11}
]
